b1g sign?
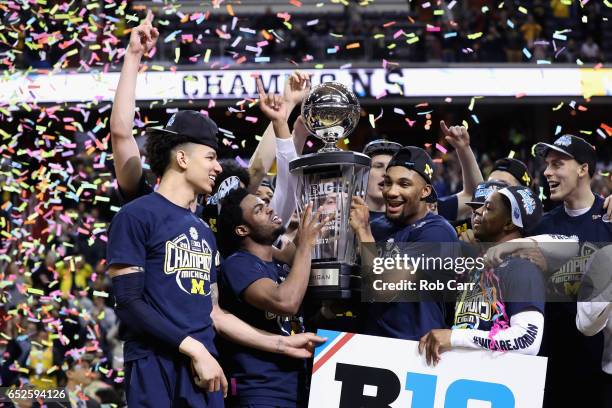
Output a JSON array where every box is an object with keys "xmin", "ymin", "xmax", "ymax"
[{"xmin": 309, "ymin": 330, "xmax": 547, "ymax": 408}]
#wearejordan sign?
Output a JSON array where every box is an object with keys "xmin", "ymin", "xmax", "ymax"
[{"xmin": 310, "ymin": 330, "xmax": 547, "ymax": 408}]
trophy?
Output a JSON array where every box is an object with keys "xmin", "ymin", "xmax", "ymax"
[{"xmin": 289, "ymin": 82, "xmax": 371, "ymax": 299}]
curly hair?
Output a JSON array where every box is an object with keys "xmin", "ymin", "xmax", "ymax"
[
  {"xmin": 217, "ymin": 187, "xmax": 250, "ymax": 258},
  {"xmin": 144, "ymin": 130, "xmax": 191, "ymax": 177},
  {"xmin": 216, "ymin": 159, "xmax": 251, "ymax": 193}
]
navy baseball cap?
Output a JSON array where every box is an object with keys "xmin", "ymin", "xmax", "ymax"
[
  {"xmin": 387, "ymin": 147, "xmax": 438, "ymax": 203},
  {"xmin": 363, "ymin": 140, "xmax": 402, "ymax": 158},
  {"xmin": 498, "ymin": 186, "xmax": 543, "ymax": 230},
  {"xmin": 146, "ymin": 110, "xmax": 219, "ymax": 151},
  {"xmin": 535, "ymin": 135, "xmax": 596, "ymax": 177},
  {"xmin": 466, "ymin": 181, "xmax": 509, "ymax": 208},
  {"xmin": 492, "ymin": 158, "xmax": 531, "ymax": 187}
]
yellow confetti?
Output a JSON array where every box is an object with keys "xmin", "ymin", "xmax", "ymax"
[
  {"xmin": 369, "ymin": 113, "xmax": 376, "ymax": 128},
  {"xmin": 204, "ymin": 49, "xmax": 211, "ymax": 63},
  {"xmin": 467, "ymin": 32, "xmax": 483, "ymax": 40},
  {"xmin": 552, "ymin": 102, "xmax": 564, "ymax": 111},
  {"xmin": 508, "ymin": 150, "xmax": 516, "ymax": 159}
]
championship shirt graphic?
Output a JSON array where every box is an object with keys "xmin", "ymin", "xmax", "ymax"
[
  {"xmin": 164, "ymin": 226, "xmax": 213, "ymax": 296},
  {"xmin": 549, "ymin": 241, "xmax": 598, "ymax": 297},
  {"xmin": 454, "ymin": 289, "xmax": 494, "ymax": 329}
]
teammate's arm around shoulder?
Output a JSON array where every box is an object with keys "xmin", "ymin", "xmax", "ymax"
[{"xmin": 110, "ymin": 11, "xmax": 159, "ymax": 197}]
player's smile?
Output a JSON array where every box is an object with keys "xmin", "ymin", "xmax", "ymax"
[{"xmin": 386, "ymin": 199, "xmax": 405, "ymax": 214}]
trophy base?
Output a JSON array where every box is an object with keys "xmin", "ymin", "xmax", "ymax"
[{"xmin": 307, "ymin": 262, "xmax": 361, "ymax": 300}]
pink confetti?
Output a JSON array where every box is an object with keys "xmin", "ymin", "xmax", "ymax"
[{"xmin": 435, "ymin": 143, "xmax": 448, "ymax": 154}]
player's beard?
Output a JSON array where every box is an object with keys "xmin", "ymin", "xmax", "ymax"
[{"xmin": 249, "ymin": 223, "xmax": 287, "ymax": 246}]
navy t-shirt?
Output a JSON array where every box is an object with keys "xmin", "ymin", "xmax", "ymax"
[
  {"xmin": 219, "ymin": 251, "xmax": 306, "ymax": 407},
  {"xmin": 531, "ymin": 194, "xmax": 611, "ymax": 405},
  {"xmin": 437, "ymin": 194, "xmax": 458, "ymax": 222},
  {"xmin": 454, "ymin": 257, "xmax": 545, "ymax": 332},
  {"xmin": 533, "ymin": 195, "xmax": 612, "ymax": 298},
  {"xmin": 365, "ymin": 212, "xmax": 459, "ymax": 340},
  {"xmin": 106, "ymin": 192, "xmax": 219, "ymax": 362},
  {"xmin": 369, "ymin": 210, "xmax": 385, "ymax": 223}
]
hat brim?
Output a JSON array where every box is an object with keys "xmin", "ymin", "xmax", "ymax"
[
  {"xmin": 465, "ymin": 201, "xmax": 485, "ymax": 208},
  {"xmin": 534, "ymin": 142, "xmax": 574, "ymax": 159},
  {"xmin": 145, "ymin": 127, "xmax": 219, "ymax": 151}
]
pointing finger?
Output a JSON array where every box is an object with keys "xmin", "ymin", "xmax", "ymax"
[{"xmin": 440, "ymin": 120, "xmax": 450, "ymax": 136}]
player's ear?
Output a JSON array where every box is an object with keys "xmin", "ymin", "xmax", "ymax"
[
  {"xmin": 175, "ymin": 148, "xmax": 189, "ymax": 170},
  {"xmin": 235, "ymin": 224, "xmax": 249, "ymax": 237},
  {"xmin": 503, "ymin": 217, "xmax": 516, "ymax": 233},
  {"xmin": 421, "ymin": 184, "xmax": 432, "ymax": 201},
  {"xmin": 577, "ymin": 162, "xmax": 588, "ymax": 178}
]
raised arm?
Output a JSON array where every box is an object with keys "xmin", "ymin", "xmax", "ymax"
[
  {"xmin": 440, "ymin": 121, "xmax": 484, "ymax": 220},
  {"xmin": 110, "ymin": 11, "xmax": 158, "ymax": 197},
  {"xmin": 241, "ymin": 205, "xmax": 325, "ymax": 315},
  {"xmin": 247, "ymin": 72, "xmax": 311, "ymax": 193}
]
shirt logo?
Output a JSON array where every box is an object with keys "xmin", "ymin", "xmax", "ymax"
[
  {"xmin": 189, "ymin": 227, "xmax": 198, "ymax": 240},
  {"xmin": 164, "ymin": 233, "xmax": 213, "ymax": 296}
]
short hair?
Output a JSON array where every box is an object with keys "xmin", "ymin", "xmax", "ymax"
[
  {"xmin": 145, "ymin": 132, "xmax": 192, "ymax": 177},
  {"xmin": 217, "ymin": 188, "xmax": 250, "ymax": 257},
  {"xmin": 216, "ymin": 159, "xmax": 250, "ymax": 193}
]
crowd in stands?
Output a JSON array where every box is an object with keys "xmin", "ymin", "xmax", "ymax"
[{"xmin": 8, "ymin": 0, "xmax": 609, "ymax": 71}]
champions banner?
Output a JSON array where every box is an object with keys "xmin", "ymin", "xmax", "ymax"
[
  {"xmin": 309, "ymin": 330, "xmax": 547, "ymax": 408},
  {"xmin": 2, "ymin": 67, "xmax": 610, "ymax": 104}
]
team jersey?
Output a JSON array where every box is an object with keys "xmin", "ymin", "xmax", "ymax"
[
  {"xmin": 219, "ymin": 251, "xmax": 306, "ymax": 407},
  {"xmin": 369, "ymin": 210, "xmax": 385, "ymax": 223},
  {"xmin": 533, "ymin": 195, "xmax": 612, "ymax": 298},
  {"xmin": 365, "ymin": 212, "xmax": 458, "ymax": 340},
  {"xmin": 106, "ymin": 192, "xmax": 219, "ymax": 362},
  {"xmin": 453, "ymin": 257, "xmax": 545, "ymax": 350},
  {"xmin": 532, "ymin": 194, "xmax": 611, "ymax": 407}
]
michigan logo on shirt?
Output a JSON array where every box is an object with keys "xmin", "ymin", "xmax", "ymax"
[
  {"xmin": 164, "ymin": 230, "xmax": 213, "ymax": 296},
  {"xmin": 549, "ymin": 241, "xmax": 599, "ymax": 298}
]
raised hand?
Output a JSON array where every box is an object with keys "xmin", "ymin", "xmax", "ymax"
[
  {"xmin": 283, "ymin": 71, "xmax": 311, "ymax": 106},
  {"xmin": 258, "ymin": 77, "xmax": 288, "ymax": 122},
  {"xmin": 349, "ymin": 196, "xmax": 370, "ymax": 236},
  {"xmin": 440, "ymin": 120, "xmax": 470, "ymax": 150},
  {"xmin": 128, "ymin": 10, "xmax": 159, "ymax": 57},
  {"xmin": 296, "ymin": 204, "xmax": 328, "ymax": 248}
]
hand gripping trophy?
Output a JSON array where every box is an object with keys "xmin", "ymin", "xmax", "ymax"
[{"xmin": 289, "ymin": 82, "xmax": 371, "ymax": 299}]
